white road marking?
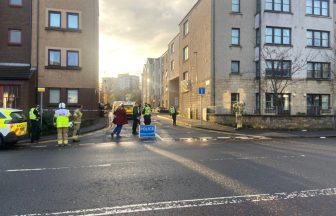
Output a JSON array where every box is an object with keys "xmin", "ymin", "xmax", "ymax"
[
  {"xmin": 201, "ymin": 155, "xmax": 306, "ymax": 162},
  {"xmin": 155, "ymin": 133, "xmax": 164, "ymax": 141},
  {"xmin": 218, "ymin": 137, "xmax": 231, "ymax": 139},
  {"xmin": 16, "ymin": 187, "xmax": 336, "ymax": 216},
  {"xmin": 4, "ymin": 164, "xmax": 115, "ymax": 173}
]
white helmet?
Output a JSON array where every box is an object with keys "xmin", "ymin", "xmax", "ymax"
[{"xmin": 58, "ymin": 102, "xmax": 66, "ymax": 109}]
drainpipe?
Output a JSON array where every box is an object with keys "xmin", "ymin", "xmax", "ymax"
[
  {"xmin": 211, "ymin": 0, "xmax": 216, "ymax": 109},
  {"xmin": 258, "ymin": 1, "xmax": 262, "ymax": 115},
  {"xmin": 35, "ymin": 0, "xmax": 40, "ymax": 105}
]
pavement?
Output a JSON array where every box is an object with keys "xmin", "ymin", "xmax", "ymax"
[{"xmin": 157, "ymin": 113, "xmax": 336, "ymax": 139}]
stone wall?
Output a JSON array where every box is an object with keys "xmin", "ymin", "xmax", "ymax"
[{"xmin": 209, "ymin": 114, "xmax": 336, "ymax": 129}]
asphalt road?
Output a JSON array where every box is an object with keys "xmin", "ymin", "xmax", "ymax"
[{"xmin": 1, "ymin": 116, "xmax": 336, "ymax": 215}]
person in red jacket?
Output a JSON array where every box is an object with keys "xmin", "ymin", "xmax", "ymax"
[{"xmin": 111, "ymin": 104, "xmax": 128, "ymax": 138}]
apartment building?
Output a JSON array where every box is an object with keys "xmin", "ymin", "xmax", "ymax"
[
  {"xmin": 0, "ymin": 0, "xmax": 36, "ymax": 111},
  {"xmin": 31, "ymin": 0, "xmax": 99, "ymax": 118},
  {"xmin": 142, "ymin": 58, "xmax": 162, "ymax": 107},
  {"xmin": 118, "ymin": 74, "xmax": 140, "ymax": 91}
]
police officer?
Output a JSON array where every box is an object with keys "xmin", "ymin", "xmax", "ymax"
[
  {"xmin": 169, "ymin": 105, "xmax": 177, "ymax": 126},
  {"xmin": 29, "ymin": 105, "xmax": 40, "ymax": 143},
  {"xmin": 142, "ymin": 103, "xmax": 152, "ymax": 125},
  {"xmin": 54, "ymin": 102, "xmax": 71, "ymax": 146},
  {"xmin": 72, "ymin": 104, "xmax": 83, "ymax": 142},
  {"xmin": 132, "ymin": 102, "xmax": 141, "ymax": 135}
]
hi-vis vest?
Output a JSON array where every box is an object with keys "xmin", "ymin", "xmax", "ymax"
[
  {"xmin": 144, "ymin": 106, "xmax": 151, "ymax": 116},
  {"xmin": 54, "ymin": 109, "xmax": 70, "ymax": 128},
  {"xmin": 29, "ymin": 108, "xmax": 38, "ymax": 121},
  {"xmin": 169, "ymin": 107, "xmax": 176, "ymax": 114},
  {"xmin": 73, "ymin": 109, "xmax": 83, "ymax": 124}
]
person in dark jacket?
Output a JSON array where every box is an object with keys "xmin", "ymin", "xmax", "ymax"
[
  {"xmin": 111, "ymin": 104, "xmax": 128, "ymax": 138},
  {"xmin": 132, "ymin": 102, "xmax": 141, "ymax": 135}
]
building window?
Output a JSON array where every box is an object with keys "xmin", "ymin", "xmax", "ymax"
[
  {"xmin": 307, "ymin": 30, "xmax": 329, "ymax": 47},
  {"xmin": 265, "ymin": 0, "xmax": 291, "ymax": 12},
  {"xmin": 8, "ymin": 29, "xmax": 21, "ymax": 45},
  {"xmin": 171, "ymin": 43, "xmax": 175, "ymax": 54},
  {"xmin": 170, "ymin": 60, "xmax": 175, "ymax": 71},
  {"xmin": 67, "ymin": 51, "xmax": 79, "ymax": 67},
  {"xmin": 266, "ymin": 27, "xmax": 291, "ymax": 45},
  {"xmin": 306, "ymin": 0, "xmax": 329, "ymax": 16},
  {"xmin": 67, "ymin": 89, "xmax": 78, "ymax": 104},
  {"xmin": 256, "ymin": 28, "xmax": 261, "ymax": 46},
  {"xmin": 0, "ymin": 85, "xmax": 20, "ymax": 109},
  {"xmin": 256, "ymin": 61, "xmax": 260, "ymax": 78},
  {"xmin": 48, "ymin": 49, "xmax": 61, "ymax": 66},
  {"xmin": 265, "ymin": 93, "xmax": 291, "ymax": 114},
  {"xmin": 256, "ymin": 93, "xmax": 260, "ymax": 114},
  {"xmin": 49, "ymin": 11, "xmax": 61, "ymax": 28},
  {"xmin": 307, "ymin": 94, "xmax": 330, "ymax": 115},
  {"xmin": 231, "ymin": 93, "xmax": 240, "ymax": 113},
  {"xmin": 265, "ymin": 60, "xmax": 291, "ymax": 77},
  {"xmin": 232, "ymin": 0, "xmax": 240, "ymax": 12},
  {"xmin": 183, "ymin": 46, "xmax": 189, "ymax": 61},
  {"xmin": 307, "ymin": 62, "xmax": 330, "ymax": 79},
  {"xmin": 183, "ymin": 71, "xmax": 189, "ymax": 80},
  {"xmin": 231, "ymin": 61, "xmax": 240, "ymax": 74},
  {"xmin": 67, "ymin": 13, "xmax": 79, "ymax": 29},
  {"xmin": 183, "ymin": 20, "xmax": 189, "ymax": 36},
  {"xmin": 9, "ymin": 0, "xmax": 22, "ymax": 6},
  {"xmin": 231, "ymin": 28, "xmax": 240, "ymax": 45},
  {"xmin": 49, "ymin": 89, "xmax": 60, "ymax": 104}
]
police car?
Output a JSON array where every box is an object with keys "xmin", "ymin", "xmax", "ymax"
[{"xmin": 0, "ymin": 108, "xmax": 28, "ymax": 146}]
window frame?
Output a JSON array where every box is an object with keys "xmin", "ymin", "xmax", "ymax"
[
  {"xmin": 170, "ymin": 60, "xmax": 175, "ymax": 71},
  {"xmin": 231, "ymin": 61, "xmax": 240, "ymax": 74},
  {"xmin": 8, "ymin": 29, "xmax": 22, "ymax": 45},
  {"xmin": 231, "ymin": 0, "xmax": 240, "ymax": 12},
  {"xmin": 307, "ymin": 94, "xmax": 330, "ymax": 115},
  {"xmin": 306, "ymin": 30, "xmax": 330, "ymax": 48},
  {"xmin": 306, "ymin": 0, "xmax": 329, "ymax": 16},
  {"xmin": 265, "ymin": 26, "xmax": 291, "ymax": 45},
  {"xmin": 49, "ymin": 88, "xmax": 61, "ymax": 104},
  {"xmin": 265, "ymin": 0, "xmax": 291, "ymax": 12},
  {"xmin": 183, "ymin": 20, "xmax": 189, "ymax": 36},
  {"xmin": 66, "ymin": 12, "xmax": 79, "ymax": 30},
  {"xmin": 66, "ymin": 50, "xmax": 79, "ymax": 67},
  {"xmin": 9, "ymin": 0, "xmax": 23, "ymax": 7},
  {"xmin": 48, "ymin": 49, "xmax": 61, "ymax": 66},
  {"xmin": 48, "ymin": 11, "xmax": 62, "ymax": 28},
  {"xmin": 231, "ymin": 28, "xmax": 240, "ymax": 45},
  {"xmin": 231, "ymin": 93, "xmax": 240, "ymax": 113},
  {"xmin": 183, "ymin": 46, "xmax": 189, "ymax": 61},
  {"xmin": 183, "ymin": 71, "xmax": 189, "ymax": 81},
  {"xmin": 265, "ymin": 59, "xmax": 292, "ymax": 78},
  {"xmin": 307, "ymin": 62, "xmax": 330, "ymax": 79},
  {"xmin": 67, "ymin": 89, "xmax": 79, "ymax": 104}
]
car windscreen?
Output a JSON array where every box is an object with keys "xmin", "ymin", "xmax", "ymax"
[{"xmin": 10, "ymin": 111, "xmax": 27, "ymax": 123}]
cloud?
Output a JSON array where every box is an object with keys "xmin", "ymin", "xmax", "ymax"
[{"xmin": 99, "ymin": 0, "xmax": 198, "ymax": 77}]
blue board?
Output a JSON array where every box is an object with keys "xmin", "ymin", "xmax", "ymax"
[
  {"xmin": 139, "ymin": 125, "xmax": 156, "ymax": 138},
  {"xmin": 198, "ymin": 87, "xmax": 205, "ymax": 95}
]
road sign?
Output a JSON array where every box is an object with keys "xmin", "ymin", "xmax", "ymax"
[
  {"xmin": 38, "ymin": 88, "xmax": 45, "ymax": 92},
  {"xmin": 139, "ymin": 125, "xmax": 156, "ymax": 138},
  {"xmin": 198, "ymin": 87, "xmax": 205, "ymax": 95}
]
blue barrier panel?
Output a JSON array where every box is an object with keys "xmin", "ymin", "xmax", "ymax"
[{"xmin": 139, "ymin": 125, "xmax": 156, "ymax": 138}]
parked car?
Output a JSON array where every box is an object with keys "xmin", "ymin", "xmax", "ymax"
[
  {"xmin": 0, "ymin": 108, "xmax": 28, "ymax": 146},
  {"xmin": 156, "ymin": 107, "xmax": 169, "ymax": 113}
]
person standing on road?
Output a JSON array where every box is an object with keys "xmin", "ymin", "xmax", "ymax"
[
  {"xmin": 72, "ymin": 104, "xmax": 83, "ymax": 142},
  {"xmin": 29, "ymin": 105, "xmax": 40, "ymax": 143},
  {"xmin": 132, "ymin": 102, "xmax": 141, "ymax": 135},
  {"xmin": 142, "ymin": 103, "xmax": 152, "ymax": 125},
  {"xmin": 169, "ymin": 105, "xmax": 177, "ymax": 126},
  {"xmin": 54, "ymin": 102, "xmax": 71, "ymax": 146},
  {"xmin": 111, "ymin": 104, "xmax": 128, "ymax": 138}
]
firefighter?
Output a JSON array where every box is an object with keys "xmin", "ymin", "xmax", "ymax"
[
  {"xmin": 169, "ymin": 105, "xmax": 177, "ymax": 126},
  {"xmin": 29, "ymin": 105, "xmax": 40, "ymax": 143},
  {"xmin": 54, "ymin": 102, "xmax": 71, "ymax": 146},
  {"xmin": 142, "ymin": 103, "xmax": 152, "ymax": 125},
  {"xmin": 72, "ymin": 104, "xmax": 83, "ymax": 142}
]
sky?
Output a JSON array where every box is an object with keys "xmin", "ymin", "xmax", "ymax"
[{"xmin": 99, "ymin": 0, "xmax": 198, "ymax": 79}]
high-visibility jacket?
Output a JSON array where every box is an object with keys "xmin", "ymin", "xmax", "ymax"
[
  {"xmin": 29, "ymin": 108, "xmax": 38, "ymax": 121},
  {"xmin": 144, "ymin": 106, "xmax": 151, "ymax": 116},
  {"xmin": 54, "ymin": 109, "xmax": 70, "ymax": 128},
  {"xmin": 169, "ymin": 106, "xmax": 176, "ymax": 114}
]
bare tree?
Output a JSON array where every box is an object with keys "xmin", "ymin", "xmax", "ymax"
[{"xmin": 259, "ymin": 46, "xmax": 315, "ymax": 114}]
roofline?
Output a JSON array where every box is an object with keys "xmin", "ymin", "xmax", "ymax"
[
  {"xmin": 178, "ymin": 0, "xmax": 202, "ymax": 25},
  {"xmin": 168, "ymin": 33, "xmax": 180, "ymax": 45}
]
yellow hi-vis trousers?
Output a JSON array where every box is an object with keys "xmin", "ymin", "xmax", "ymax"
[{"xmin": 57, "ymin": 128, "xmax": 69, "ymax": 145}]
